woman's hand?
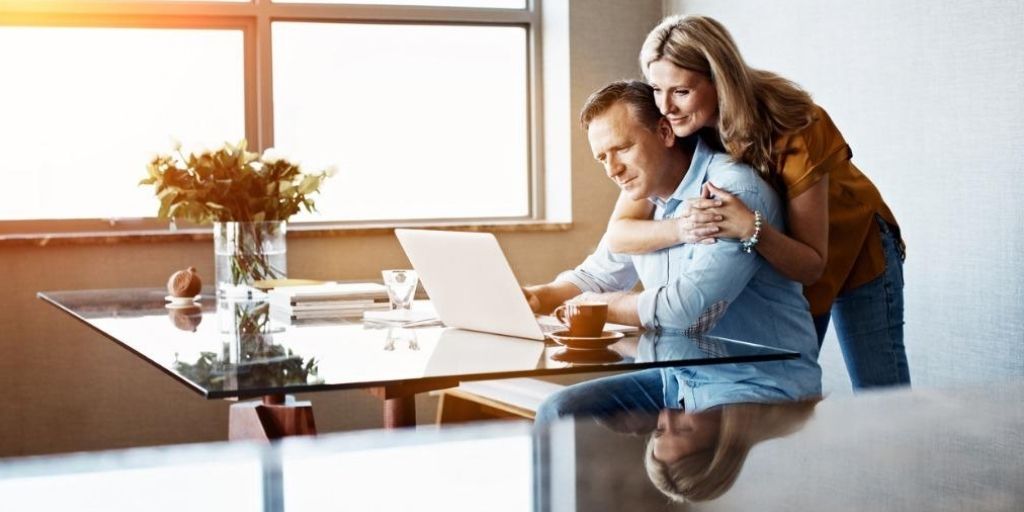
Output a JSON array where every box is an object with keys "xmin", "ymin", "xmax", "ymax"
[
  {"xmin": 678, "ymin": 182, "xmax": 758, "ymax": 242},
  {"xmin": 676, "ymin": 202, "xmax": 723, "ymax": 244}
]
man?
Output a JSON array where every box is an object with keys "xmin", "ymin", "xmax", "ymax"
[{"xmin": 525, "ymin": 81, "xmax": 821, "ymax": 422}]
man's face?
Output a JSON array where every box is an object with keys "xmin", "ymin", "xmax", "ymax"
[{"xmin": 587, "ymin": 102, "xmax": 677, "ymax": 201}]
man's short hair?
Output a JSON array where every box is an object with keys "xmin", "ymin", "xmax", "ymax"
[{"xmin": 579, "ymin": 80, "xmax": 663, "ymax": 131}]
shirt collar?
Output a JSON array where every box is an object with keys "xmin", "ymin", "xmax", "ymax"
[{"xmin": 649, "ymin": 136, "xmax": 714, "ymax": 212}]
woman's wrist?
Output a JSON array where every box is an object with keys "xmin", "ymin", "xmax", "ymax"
[{"xmin": 741, "ymin": 210, "xmax": 763, "ymax": 254}]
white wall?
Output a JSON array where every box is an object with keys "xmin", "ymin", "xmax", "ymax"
[{"xmin": 665, "ymin": 0, "xmax": 1024, "ymax": 394}]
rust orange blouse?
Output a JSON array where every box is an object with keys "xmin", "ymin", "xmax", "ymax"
[{"xmin": 773, "ymin": 105, "xmax": 900, "ymax": 316}]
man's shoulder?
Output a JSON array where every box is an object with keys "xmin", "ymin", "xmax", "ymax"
[
  {"xmin": 700, "ymin": 149, "xmax": 782, "ymax": 222},
  {"xmin": 704, "ymin": 152, "xmax": 768, "ymax": 193}
]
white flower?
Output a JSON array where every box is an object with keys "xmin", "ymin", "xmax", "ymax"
[
  {"xmin": 261, "ymin": 147, "xmax": 290, "ymax": 164},
  {"xmin": 325, "ymin": 165, "xmax": 339, "ymax": 178}
]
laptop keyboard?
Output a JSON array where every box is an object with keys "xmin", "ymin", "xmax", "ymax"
[
  {"xmin": 536, "ymin": 316, "xmax": 565, "ymax": 334},
  {"xmin": 540, "ymin": 323, "xmax": 562, "ymax": 334}
]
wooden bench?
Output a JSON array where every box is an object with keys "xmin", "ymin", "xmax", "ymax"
[{"xmin": 435, "ymin": 378, "xmax": 565, "ymax": 424}]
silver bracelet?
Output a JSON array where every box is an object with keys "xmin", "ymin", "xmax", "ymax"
[{"xmin": 741, "ymin": 210, "xmax": 762, "ymax": 254}]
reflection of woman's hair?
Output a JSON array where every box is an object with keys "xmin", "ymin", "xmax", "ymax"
[
  {"xmin": 645, "ymin": 400, "xmax": 818, "ymax": 502},
  {"xmin": 639, "ymin": 15, "xmax": 815, "ymax": 180}
]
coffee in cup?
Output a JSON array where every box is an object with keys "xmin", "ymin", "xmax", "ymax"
[{"xmin": 552, "ymin": 302, "xmax": 608, "ymax": 337}]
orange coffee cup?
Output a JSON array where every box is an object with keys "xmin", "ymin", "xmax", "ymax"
[{"xmin": 552, "ymin": 302, "xmax": 608, "ymax": 337}]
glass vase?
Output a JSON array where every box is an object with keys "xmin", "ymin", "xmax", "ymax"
[{"xmin": 214, "ymin": 221, "xmax": 287, "ymax": 298}]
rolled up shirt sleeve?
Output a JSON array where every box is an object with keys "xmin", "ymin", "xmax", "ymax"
[
  {"xmin": 637, "ymin": 185, "xmax": 772, "ymax": 331},
  {"xmin": 555, "ymin": 236, "xmax": 639, "ymax": 294}
]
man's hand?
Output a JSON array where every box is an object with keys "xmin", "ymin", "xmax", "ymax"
[
  {"xmin": 522, "ymin": 287, "xmax": 542, "ymax": 313},
  {"xmin": 523, "ymin": 281, "xmax": 584, "ymax": 315}
]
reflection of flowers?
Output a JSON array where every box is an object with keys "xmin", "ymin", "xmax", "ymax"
[
  {"xmin": 174, "ymin": 340, "xmax": 319, "ymax": 389},
  {"xmin": 232, "ymin": 300, "xmax": 272, "ymax": 335},
  {"xmin": 174, "ymin": 301, "xmax": 322, "ymax": 389}
]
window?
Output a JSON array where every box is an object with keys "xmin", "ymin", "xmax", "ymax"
[
  {"xmin": 273, "ymin": 22, "xmax": 529, "ymax": 221},
  {"xmin": 0, "ymin": 26, "xmax": 245, "ymax": 221},
  {"xmin": 274, "ymin": 0, "xmax": 525, "ymax": 6},
  {"xmin": 0, "ymin": 0, "xmax": 540, "ymax": 232}
]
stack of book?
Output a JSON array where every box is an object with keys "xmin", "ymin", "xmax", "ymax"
[{"xmin": 268, "ymin": 282, "xmax": 391, "ymax": 323}]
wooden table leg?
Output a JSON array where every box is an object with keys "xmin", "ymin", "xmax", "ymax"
[
  {"xmin": 229, "ymin": 394, "xmax": 317, "ymax": 441},
  {"xmin": 383, "ymin": 396, "xmax": 417, "ymax": 429},
  {"xmin": 368, "ymin": 379, "xmax": 458, "ymax": 430}
]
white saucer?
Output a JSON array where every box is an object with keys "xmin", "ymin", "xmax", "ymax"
[
  {"xmin": 165, "ymin": 295, "xmax": 200, "ymax": 308},
  {"xmin": 547, "ymin": 330, "xmax": 624, "ymax": 350}
]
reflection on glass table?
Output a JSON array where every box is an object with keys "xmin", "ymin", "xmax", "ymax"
[
  {"xmin": 3, "ymin": 382, "xmax": 1024, "ymax": 511},
  {"xmin": 37, "ymin": 288, "xmax": 797, "ymax": 439},
  {"xmin": 535, "ymin": 329, "xmax": 821, "ymax": 428}
]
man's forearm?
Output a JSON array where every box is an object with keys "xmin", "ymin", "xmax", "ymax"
[{"xmin": 581, "ymin": 291, "xmax": 641, "ymax": 327}]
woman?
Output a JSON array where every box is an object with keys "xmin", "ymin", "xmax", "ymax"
[
  {"xmin": 607, "ymin": 15, "xmax": 909, "ymax": 389},
  {"xmin": 646, "ymin": 400, "xmax": 818, "ymax": 502}
]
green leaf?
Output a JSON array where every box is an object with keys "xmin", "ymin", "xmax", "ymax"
[
  {"xmin": 296, "ymin": 175, "xmax": 319, "ymax": 194},
  {"xmin": 140, "ymin": 139, "xmax": 333, "ymax": 222}
]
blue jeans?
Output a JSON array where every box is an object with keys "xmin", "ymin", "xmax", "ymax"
[
  {"xmin": 814, "ymin": 217, "xmax": 911, "ymax": 389},
  {"xmin": 535, "ymin": 369, "xmax": 664, "ymax": 430}
]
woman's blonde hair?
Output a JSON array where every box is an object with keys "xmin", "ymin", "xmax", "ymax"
[
  {"xmin": 645, "ymin": 400, "xmax": 818, "ymax": 502},
  {"xmin": 640, "ymin": 15, "xmax": 816, "ymax": 179}
]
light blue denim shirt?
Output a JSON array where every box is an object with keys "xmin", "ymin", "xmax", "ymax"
[
  {"xmin": 557, "ymin": 137, "xmax": 821, "ymax": 408},
  {"xmin": 637, "ymin": 330, "xmax": 821, "ymax": 411}
]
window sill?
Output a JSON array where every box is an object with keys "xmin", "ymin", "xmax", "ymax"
[{"xmin": 0, "ymin": 220, "xmax": 573, "ymax": 248}]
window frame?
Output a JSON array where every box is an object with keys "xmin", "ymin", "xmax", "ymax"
[{"xmin": 0, "ymin": 0, "xmax": 546, "ymax": 237}]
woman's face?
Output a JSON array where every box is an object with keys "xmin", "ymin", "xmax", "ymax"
[
  {"xmin": 652, "ymin": 408, "xmax": 722, "ymax": 462},
  {"xmin": 647, "ymin": 59, "xmax": 719, "ymax": 138}
]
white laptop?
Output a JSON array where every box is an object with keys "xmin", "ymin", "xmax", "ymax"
[{"xmin": 394, "ymin": 229, "xmax": 638, "ymax": 341}]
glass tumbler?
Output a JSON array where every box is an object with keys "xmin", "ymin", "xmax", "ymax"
[{"xmin": 382, "ymin": 269, "xmax": 419, "ymax": 310}]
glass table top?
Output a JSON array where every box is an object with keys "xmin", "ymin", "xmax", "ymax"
[
  {"xmin": 37, "ymin": 288, "xmax": 798, "ymax": 399},
  {"xmin": 3, "ymin": 381, "xmax": 1022, "ymax": 511}
]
